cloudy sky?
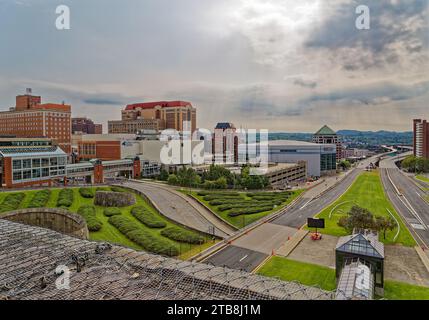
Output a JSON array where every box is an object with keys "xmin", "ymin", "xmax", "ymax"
[{"xmin": 0, "ymin": 0, "xmax": 428, "ymax": 132}]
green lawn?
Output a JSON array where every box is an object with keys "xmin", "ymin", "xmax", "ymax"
[
  {"xmin": 384, "ymin": 280, "xmax": 429, "ymax": 300},
  {"xmin": 257, "ymin": 256, "xmax": 336, "ymax": 291},
  {"xmin": 416, "ymin": 175, "xmax": 429, "ymax": 184},
  {"xmin": 257, "ymin": 256, "xmax": 429, "ymax": 299},
  {"xmin": 311, "ymin": 171, "xmax": 416, "ymax": 246},
  {"xmin": 190, "ymin": 190, "xmax": 304, "ymax": 228},
  {"xmin": 0, "ymin": 187, "xmax": 213, "ymax": 258}
]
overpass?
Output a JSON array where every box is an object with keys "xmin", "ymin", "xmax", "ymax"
[{"xmin": 65, "ymin": 158, "xmax": 140, "ymax": 185}]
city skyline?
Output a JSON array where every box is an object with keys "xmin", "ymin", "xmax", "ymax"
[{"xmin": 0, "ymin": 0, "xmax": 428, "ymax": 132}]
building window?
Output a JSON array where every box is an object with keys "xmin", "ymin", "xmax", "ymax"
[
  {"xmin": 22, "ymin": 159, "xmax": 31, "ymax": 169},
  {"xmin": 42, "ymin": 168, "xmax": 49, "ymax": 177},
  {"xmin": 32, "ymin": 158, "xmax": 41, "ymax": 168},
  {"xmin": 42, "ymin": 158, "xmax": 49, "ymax": 167},
  {"xmin": 32, "ymin": 168, "xmax": 41, "ymax": 178},
  {"xmin": 13, "ymin": 171, "xmax": 22, "ymax": 181},
  {"xmin": 12, "ymin": 160, "xmax": 22, "ymax": 170},
  {"xmin": 23, "ymin": 170, "xmax": 32, "ymax": 180}
]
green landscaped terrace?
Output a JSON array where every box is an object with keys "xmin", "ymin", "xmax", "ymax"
[
  {"xmin": 188, "ymin": 189, "xmax": 304, "ymax": 229},
  {"xmin": 0, "ymin": 186, "xmax": 216, "ymax": 259},
  {"xmin": 309, "ymin": 170, "xmax": 416, "ymax": 246},
  {"xmin": 416, "ymin": 175, "xmax": 429, "ymax": 184},
  {"xmin": 258, "ymin": 256, "xmax": 429, "ymax": 300}
]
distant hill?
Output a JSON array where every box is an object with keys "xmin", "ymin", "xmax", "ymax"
[{"xmin": 266, "ymin": 130, "xmax": 413, "ymax": 146}]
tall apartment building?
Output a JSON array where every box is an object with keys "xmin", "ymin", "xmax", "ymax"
[
  {"xmin": 0, "ymin": 90, "xmax": 72, "ymax": 154},
  {"xmin": 108, "ymin": 101, "xmax": 196, "ymax": 134},
  {"xmin": 212, "ymin": 122, "xmax": 238, "ymax": 164},
  {"xmin": 72, "ymin": 117, "xmax": 102, "ymax": 134},
  {"xmin": 312, "ymin": 125, "xmax": 342, "ymax": 162},
  {"xmin": 413, "ymin": 119, "xmax": 429, "ymax": 158}
]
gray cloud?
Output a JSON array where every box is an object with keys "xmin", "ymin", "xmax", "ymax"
[{"xmin": 293, "ymin": 78, "xmax": 318, "ymax": 89}]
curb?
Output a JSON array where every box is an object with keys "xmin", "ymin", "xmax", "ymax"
[
  {"xmin": 193, "ymin": 192, "xmax": 306, "ymax": 262},
  {"xmin": 415, "ymin": 246, "xmax": 429, "ymax": 274}
]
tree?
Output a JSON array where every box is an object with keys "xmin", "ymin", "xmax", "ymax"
[
  {"xmin": 374, "ymin": 216, "xmax": 396, "ymax": 240},
  {"xmin": 338, "ymin": 160, "xmax": 351, "ymax": 171},
  {"xmin": 158, "ymin": 169, "xmax": 169, "ymax": 181},
  {"xmin": 338, "ymin": 206, "xmax": 375, "ymax": 232},
  {"xmin": 401, "ymin": 155, "xmax": 429, "ymax": 173},
  {"xmin": 213, "ymin": 177, "xmax": 227, "ymax": 189},
  {"xmin": 167, "ymin": 174, "xmax": 179, "ymax": 185},
  {"xmin": 176, "ymin": 167, "xmax": 200, "ymax": 188},
  {"xmin": 202, "ymin": 165, "xmax": 236, "ymax": 186}
]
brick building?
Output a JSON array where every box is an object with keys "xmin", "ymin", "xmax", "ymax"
[
  {"xmin": 108, "ymin": 101, "xmax": 196, "ymax": 134},
  {"xmin": 72, "ymin": 117, "xmax": 102, "ymax": 134},
  {"xmin": 0, "ymin": 90, "xmax": 72, "ymax": 154},
  {"xmin": 0, "ymin": 138, "xmax": 67, "ymax": 188},
  {"xmin": 413, "ymin": 119, "xmax": 429, "ymax": 159}
]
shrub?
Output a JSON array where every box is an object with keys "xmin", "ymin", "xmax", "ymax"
[
  {"xmin": 103, "ymin": 207, "xmax": 122, "ymax": 217},
  {"xmin": 131, "ymin": 206, "xmax": 166, "ymax": 228},
  {"xmin": 27, "ymin": 190, "xmax": 51, "ymax": 208},
  {"xmin": 228, "ymin": 206, "xmax": 273, "ymax": 217},
  {"xmin": 77, "ymin": 205, "xmax": 102, "ymax": 231},
  {"xmin": 79, "ymin": 187, "xmax": 95, "ymax": 198},
  {"xmin": 109, "ymin": 216, "xmax": 178, "ymax": 256},
  {"xmin": 161, "ymin": 226, "xmax": 205, "ymax": 244},
  {"xmin": 110, "ymin": 186, "xmax": 126, "ymax": 193},
  {"xmin": 96, "ymin": 186, "xmax": 110, "ymax": 192},
  {"xmin": 203, "ymin": 195, "xmax": 242, "ymax": 201},
  {"xmin": 197, "ymin": 191, "xmax": 210, "ymax": 196},
  {"xmin": 0, "ymin": 193, "xmax": 25, "ymax": 212},
  {"xmin": 57, "ymin": 189, "xmax": 74, "ymax": 207},
  {"xmin": 167, "ymin": 174, "xmax": 179, "ymax": 185}
]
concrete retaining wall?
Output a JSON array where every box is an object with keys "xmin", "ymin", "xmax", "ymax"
[{"xmin": 0, "ymin": 208, "xmax": 89, "ymax": 239}]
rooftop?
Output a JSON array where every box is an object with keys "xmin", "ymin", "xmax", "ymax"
[
  {"xmin": 125, "ymin": 101, "xmax": 193, "ymax": 111},
  {"xmin": 0, "ymin": 219, "xmax": 333, "ymax": 300},
  {"xmin": 314, "ymin": 125, "xmax": 337, "ymax": 136}
]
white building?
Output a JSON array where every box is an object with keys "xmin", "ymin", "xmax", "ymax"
[{"xmin": 238, "ymin": 140, "xmax": 337, "ymax": 177}]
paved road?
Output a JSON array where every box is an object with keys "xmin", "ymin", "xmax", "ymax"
[
  {"xmin": 200, "ymin": 155, "xmax": 383, "ymax": 272},
  {"xmin": 380, "ymin": 168, "xmax": 429, "ymax": 248},
  {"xmin": 122, "ymin": 181, "xmax": 235, "ymax": 238}
]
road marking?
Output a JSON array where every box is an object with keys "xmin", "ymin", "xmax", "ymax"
[
  {"xmin": 300, "ymin": 198, "xmax": 313, "ymax": 210},
  {"xmin": 239, "ymin": 255, "xmax": 248, "ymax": 262},
  {"xmin": 411, "ymin": 223, "xmax": 426, "ymax": 230}
]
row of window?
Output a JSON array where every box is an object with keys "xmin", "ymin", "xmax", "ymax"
[
  {"xmin": 12, "ymin": 167, "xmax": 66, "ymax": 182},
  {"xmin": 12, "ymin": 157, "xmax": 66, "ymax": 170}
]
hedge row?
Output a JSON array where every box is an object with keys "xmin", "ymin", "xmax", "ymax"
[
  {"xmin": 27, "ymin": 189, "xmax": 51, "ymax": 208},
  {"xmin": 57, "ymin": 189, "xmax": 74, "ymax": 207},
  {"xmin": 131, "ymin": 206, "xmax": 166, "ymax": 228},
  {"xmin": 198, "ymin": 191, "xmax": 240, "ymax": 197},
  {"xmin": 203, "ymin": 195, "xmax": 243, "ymax": 201},
  {"xmin": 77, "ymin": 205, "xmax": 103, "ymax": 231},
  {"xmin": 108, "ymin": 215, "xmax": 178, "ymax": 256},
  {"xmin": 160, "ymin": 226, "xmax": 205, "ymax": 244},
  {"xmin": 217, "ymin": 202, "xmax": 277, "ymax": 212},
  {"xmin": 0, "ymin": 193, "xmax": 25, "ymax": 212},
  {"xmin": 96, "ymin": 186, "xmax": 110, "ymax": 192},
  {"xmin": 110, "ymin": 186, "xmax": 126, "ymax": 193},
  {"xmin": 103, "ymin": 207, "xmax": 122, "ymax": 217},
  {"xmin": 228, "ymin": 206, "xmax": 274, "ymax": 217},
  {"xmin": 209, "ymin": 199, "xmax": 284, "ymax": 207},
  {"xmin": 79, "ymin": 187, "xmax": 95, "ymax": 198},
  {"xmin": 247, "ymin": 192, "xmax": 292, "ymax": 197}
]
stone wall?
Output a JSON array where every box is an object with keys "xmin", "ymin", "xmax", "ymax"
[
  {"xmin": 0, "ymin": 208, "xmax": 89, "ymax": 239},
  {"xmin": 94, "ymin": 191, "xmax": 136, "ymax": 207}
]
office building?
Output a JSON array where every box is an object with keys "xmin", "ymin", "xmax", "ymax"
[
  {"xmin": 413, "ymin": 119, "xmax": 429, "ymax": 158},
  {"xmin": 213, "ymin": 122, "xmax": 238, "ymax": 164},
  {"xmin": 313, "ymin": 125, "xmax": 342, "ymax": 161},
  {"xmin": 72, "ymin": 117, "xmax": 102, "ymax": 134},
  {"xmin": 109, "ymin": 101, "xmax": 197, "ymax": 134},
  {"xmin": 0, "ymin": 90, "xmax": 72, "ymax": 154}
]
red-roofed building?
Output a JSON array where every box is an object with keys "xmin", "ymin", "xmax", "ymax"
[{"xmin": 109, "ymin": 100, "xmax": 197, "ymax": 134}]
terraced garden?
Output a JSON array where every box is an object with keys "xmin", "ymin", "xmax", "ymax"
[
  {"xmin": 191, "ymin": 190, "xmax": 303, "ymax": 228},
  {"xmin": 0, "ymin": 186, "xmax": 214, "ymax": 259}
]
